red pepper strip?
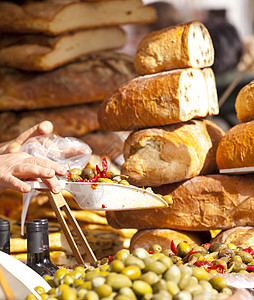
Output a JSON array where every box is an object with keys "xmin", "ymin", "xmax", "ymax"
[
  {"xmin": 96, "ymin": 165, "xmax": 101, "ymax": 176},
  {"xmin": 246, "ymin": 265, "xmax": 254, "ymax": 272},
  {"xmin": 210, "ymin": 264, "xmax": 226, "ymax": 274},
  {"xmin": 102, "ymin": 157, "xmax": 108, "ymax": 178},
  {"xmin": 67, "ymin": 172, "xmax": 72, "ymax": 179},
  {"xmin": 148, "ymin": 250, "xmax": 155, "ymax": 254},
  {"xmin": 88, "ymin": 173, "xmax": 101, "ymax": 182},
  {"xmin": 108, "ymin": 255, "xmax": 114, "ymax": 262},
  {"xmin": 243, "ymin": 248, "xmax": 254, "ymax": 256},
  {"xmin": 186, "ymin": 250, "xmax": 197, "ymax": 261},
  {"xmin": 171, "ymin": 240, "xmax": 177, "ymax": 255}
]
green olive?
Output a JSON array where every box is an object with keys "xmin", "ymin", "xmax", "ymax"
[
  {"xmin": 199, "ymin": 280, "xmax": 213, "ymax": 292},
  {"xmin": 210, "ymin": 243, "xmax": 227, "ymax": 253},
  {"xmin": 166, "ymin": 280, "xmax": 180, "ymax": 296},
  {"xmin": 61, "ymin": 274, "xmax": 74, "ymax": 286},
  {"xmin": 119, "ymin": 180, "xmax": 130, "ymax": 186},
  {"xmin": 109, "ymin": 260, "xmax": 125, "ymax": 272},
  {"xmin": 132, "ymin": 247, "xmax": 149, "ymax": 259},
  {"xmin": 48, "ymin": 288, "xmax": 56, "ymax": 295},
  {"xmin": 163, "ymin": 265, "xmax": 181, "ymax": 284},
  {"xmin": 236, "ymin": 250, "xmax": 253, "ymax": 264},
  {"xmin": 140, "ymin": 271, "xmax": 159, "ymax": 286},
  {"xmin": 177, "ymin": 242, "xmax": 191, "ymax": 258},
  {"xmin": 91, "ymin": 276, "xmax": 105, "ymax": 288},
  {"xmin": 132, "ymin": 280, "xmax": 153, "ymax": 296},
  {"xmin": 209, "ymin": 277, "xmax": 227, "ymax": 291},
  {"xmin": 121, "ymin": 266, "xmax": 141, "ymax": 280},
  {"xmin": 73, "ymin": 278, "xmax": 83, "ymax": 288},
  {"xmin": 118, "ymin": 287, "xmax": 137, "ymax": 299},
  {"xmin": 151, "ymin": 290, "xmax": 173, "ymax": 300},
  {"xmin": 60, "ymin": 287, "xmax": 77, "ymax": 300},
  {"xmin": 83, "ymin": 290, "xmax": 99, "ymax": 300},
  {"xmin": 192, "ymin": 291, "xmax": 213, "ymax": 300},
  {"xmin": 124, "ymin": 255, "xmax": 145, "ymax": 269},
  {"xmin": 178, "ymin": 272, "xmax": 191, "ymax": 290},
  {"xmin": 228, "ymin": 261, "xmax": 247, "ymax": 272},
  {"xmin": 144, "ymin": 260, "xmax": 167, "ymax": 274},
  {"xmin": 184, "ymin": 283, "xmax": 203, "ymax": 295},
  {"xmin": 106, "ymin": 273, "xmax": 132, "ymax": 290},
  {"xmin": 157, "ymin": 255, "xmax": 173, "ymax": 269},
  {"xmin": 34, "ymin": 286, "xmax": 45, "ymax": 295},
  {"xmin": 173, "ymin": 290, "xmax": 192, "ymax": 300},
  {"xmin": 153, "ymin": 279, "xmax": 168, "ymax": 293},
  {"xmin": 78, "ymin": 281, "xmax": 92, "ymax": 290},
  {"xmin": 25, "ymin": 295, "xmax": 37, "ymax": 300},
  {"xmin": 54, "ymin": 268, "xmax": 69, "ymax": 285},
  {"xmin": 192, "ymin": 267, "xmax": 209, "ymax": 281},
  {"xmin": 95, "ymin": 284, "xmax": 112, "ymax": 298},
  {"xmin": 149, "ymin": 244, "xmax": 163, "ymax": 253},
  {"xmin": 114, "ymin": 249, "xmax": 130, "ymax": 261},
  {"xmin": 81, "ymin": 168, "xmax": 95, "ymax": 179}
]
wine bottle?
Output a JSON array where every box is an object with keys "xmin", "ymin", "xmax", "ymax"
[
  {"xmin": 33, "ymin": 219, "xmax": 58, "ymax": 274},
  {"xmin": 26, "ymin": 221, "xmax": 53, "ymax": 276},
  {"xmin": 0, "ymin": 220, "xmax": 10, "ymax": 254}
]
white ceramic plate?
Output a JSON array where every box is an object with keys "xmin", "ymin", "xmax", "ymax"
[
  {"xmin": 28, "ymin": 180, "xmax": 169, "ymax": 211},
  {"xmin": 0, "ymin": 252, "xmax": 51, "ymax": 299}
]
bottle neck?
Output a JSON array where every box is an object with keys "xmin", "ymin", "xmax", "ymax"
[
  {"xmin": 27, "ymin": 230, "xmax": 43, "ymax": 254},
  {"xmin": 0, "ymin": 230, "xmax": 10, "ymax": 255},
  {"xmin": 27, "ymin": 252, "xmax": 44, "ymax": 266}
]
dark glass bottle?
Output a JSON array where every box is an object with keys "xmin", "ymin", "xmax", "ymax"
[
  {"xmin": 33, "ymin": 219, "xmax": 58, "ymax": 274},
  {"xmin": 0, "ymin": 220, "xmax": 10, "ymax": 254},
  {"xmin": 26, "ymin": 221, "xmax": 53, "ymax": 277}
]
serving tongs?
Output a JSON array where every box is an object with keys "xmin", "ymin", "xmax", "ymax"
[
  {"xmin": 24, "ymin": 181, "xmax": 169, "ymax": 265},
  {"xmin": 219, "ymin": 166, "xmax": 254, "ymax": 175}
]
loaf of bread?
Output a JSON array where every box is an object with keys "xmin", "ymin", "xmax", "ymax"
[
  {"xmin": 0, "ymin": 103, "xmax": 100, "ymax": 143},
  {"xmin": 210, "ymin": 227, "xmax": 254, "ymax": 248},
  {"xmin": 121, "ymin": 119, "xmax": 224, "ymax": 187},
  {"xmin": 0, "ymin": 51, "xmax": 137, "ymax": 111},
  {"xmin": 98, "ymin": 68, "xmax": 219, "ymax": 131},
  {"xmin": 216, "ymin": 120, "xmax": 254, "ymax": 170},
  {"xmin": 106, "ymin": 174, "xmax": 254, "ymax": 231},
  {"xmin": 0, "ymin": 0, "xmax": 156, "ymax": 35},
  {"xmin": 134, "ymin": 21, "xmax": 214, "ymax": 75},
  {"xmin": 0, "ymin": 27, "xmax": 126, "ymax": 71},
  {"xmin": 235, "ymin": 80, "xmax": 254, "ymax": 123},
  {"xmin": 129, "ymin": 229, "xmax": 211, "ymax": 252}
]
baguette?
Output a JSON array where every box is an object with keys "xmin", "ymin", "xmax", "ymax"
[
  {"xmin": 0, "ymin": 27, "xmax": 126, "ymax": 71},
  {"xmin": 216, "ymin": 120, "xmax": 254, "ymax": 170},
  {"xmin": 0, "ymin": 51, "xmax": 137, "ymax": 111},
  {"xmin": 106, "ymin": 174, "xmax": 254, "ymax": 231},
  {"xmin": 98, "ymin": 68, "xmax": 219, "ymax": 131},
  {"xmin": 134, "ymin": 21, "xmax": 214, "ymax": 75},
  {"xmin": 121, "ymin": 119, "xmax": 224, "ymax": 187},
  {"xmin": 0, "ymin": 0, "xmax": 156, "ymax": 35},
  {"xmin": 210, "ymin": 227, "xmax": 254, "ymax": 248},
  {"xmin": 129, "ymin": 229, "xmax": 211, "ymax": 252},
  {"xmin": 0, "ymin": 103, "xmax": 100, "ymax": 143},
  {"xmin": 235, "ymin": 80, "xmax": 254, "ymax": 123}
]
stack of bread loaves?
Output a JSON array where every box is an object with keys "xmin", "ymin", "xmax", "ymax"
[
  {"xmin": 0, "ymin": 0, "xmax": 156, "ymax": 144},
  {"xmin": 98, "ymin": 21, "xmax": 254, "ymax": 251}
]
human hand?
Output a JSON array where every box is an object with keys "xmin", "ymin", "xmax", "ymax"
[
  {"xmin": 0, "ymin": 120, "xmax": 53, "ymax": 154},
  {"xmin": 0, "ymin": 152, "xmax": 67, "ymax": 193}
]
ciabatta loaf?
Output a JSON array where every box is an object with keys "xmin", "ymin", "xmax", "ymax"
[
  {"xmin": 0, "ymin": 103, "xmax": 100, "ymax": 143},
  {"xmin": 106, "ymin": 174, "xmax": 254, "ymax": 231},
  {"xmin": 0, "ymin": 27, "xmax": 126, "ymax": 71},
  {"xmin": 130, "ymin": 229, "xmax": 211, "ymax": 252},
  {"xmin": 216, "ymin": 120, "xmax": 254, "ymax": 170},
  {"xmin": 121, "ymin": 119, "xmax": 224, "ymax": 187},
  {"xmin": 0, "ymin": 51, "xmax": 137, "ymax": 111},
  {"xmin": 0, "ymin": 0, "xmax": 156, "ymax": 35},
  {"xmin": 134, "ymin": 21, "xmax": 214, "ymax": 75},
  {"xmin": 210, "ymin": 227, "xmax": 254, "ymax": 248},
  {"xmin": 235, "ymin": 80, "xmax": 254, "ymax": 122},
  {"xmin": 98, "ymin": 68, "xmax": 219, "ymax": 131}
]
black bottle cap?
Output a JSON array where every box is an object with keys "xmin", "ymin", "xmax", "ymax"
[
  {"xmin": 0, "ymin": 220, "xmax": 10, "ymax": 231},
  {"xmin": 33, "ymin": 219, "xmax": 48, "ymax": 230},
  {"xmin": 26, "ymin": 221, "xmax": 42, "ymax": 233}
]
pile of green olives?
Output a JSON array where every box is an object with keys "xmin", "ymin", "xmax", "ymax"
[
  {"xmin": 162, "ymin": 241, "xmax": 254, "ymax": 274},
  {"xmin": 26, "ymin": 247, "xmax": 234, "ymax": 300}
]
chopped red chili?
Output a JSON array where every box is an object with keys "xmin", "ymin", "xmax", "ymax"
[
  {"xmin": 210, "ymin": 264, "xmax": 226, "ymax": 274},
  {"xmin": 202, "ymin": 243, "xmax": 212, "ymax": 249},
  {"xmin": 171, "ymin": 240, "xmax": 177, "ymax": 255},
  {"xmin": 148, "ymin": 250, "xmax": 155, "ymax": 254},
  {"xmin": 102, "ymin": 204, "xmax": 106, "ymax": 208},
  {"xmin": 108, "ymin": 255, "xmax": 114, "ymax": 262},
  {"xmin": 186, "ymin": 250, "xmax": 197, "ymax": 261},
  {"xmin": 102, "ymin": 157, "xmax": 108, "ymax": 178}
]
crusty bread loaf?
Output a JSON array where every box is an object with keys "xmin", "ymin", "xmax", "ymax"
[
  {"xmin": 0, "ymin": 103, "xmax": 100, "ymax": 143},
  {"xmin": 210, "ymin": 227, "xmax": 254, "ymax": 248},
  {"xmin": 0, "ymin": 27, "xmax": 126, "ymax": 71},
  {"xmin": 98, "ymin": 68, "xmax": 219, "ymax": 131},
  {"xmin": 134, "ymin": 21, "xmax": 214, "ymax": 75},
  {"xmin": 121, "ymin": 119, "xmax": 224, "ymax": 187},
  {"xmin": 0, "ymin": 51, "xmax": 137, "ymax": 111},
  {"xmin": 235, "ymin": 80, "xmax": 254, "ymax": 122},
  {"xmin": 216, "ymin": 120, "xmax": 254, "ymax": 170},
  {"xmin": 0, "ymin": 0, "xmax": 156, "ymax": 35},
  {"xmin": 202, "ymin": 68, "xmax": 218, "ymax": 115},
  {"xmin": 106, "ymin": 174, "xmax": 254, "ymax": 231},
  {"xmin": 130, "ymin": 229, "xmax": 211, "ymax": 252}
]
